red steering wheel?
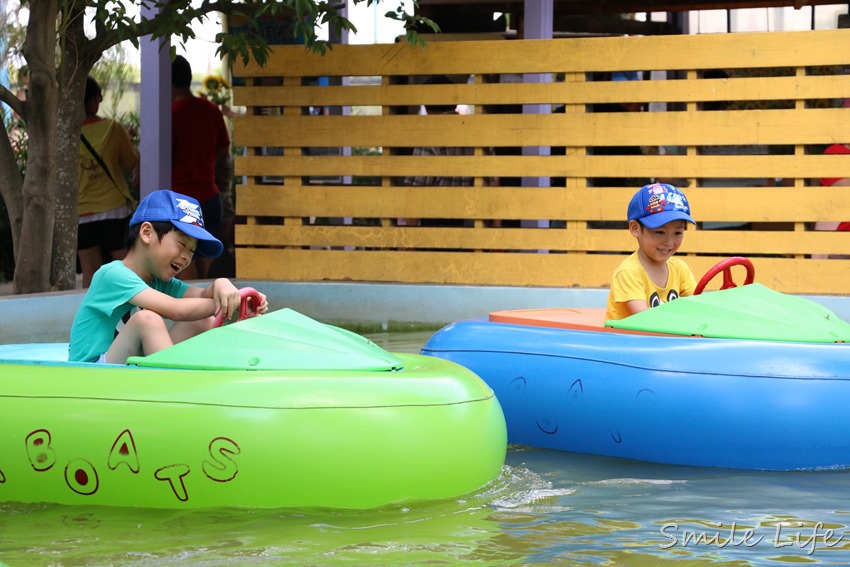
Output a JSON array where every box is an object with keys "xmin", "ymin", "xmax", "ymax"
[
  {"xmin": 212, "ymin": 287, "xmax": 262, "ymax": 328},
  {"xmin": 694, "ymin": 256, "xmax": 755, "ymax": 295}
]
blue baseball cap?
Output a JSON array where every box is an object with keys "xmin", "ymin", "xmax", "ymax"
[
  {"xmin": 628, "ymin": 183, "xmax": 696, "ymax": 229},
  {"xmin": 130, "ymin": 190, "xmax": 223, "ymax": 258}
]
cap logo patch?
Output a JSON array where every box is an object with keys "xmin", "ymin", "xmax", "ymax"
[
  {"xmin": 646, "ymin": 194, "xmax": 667, "ymax": 214},
  {"xmin": 663, "ymin": 190, "xmax": 688, "ymax": 212},
  {"xmin": 645, "ymin": 183, "xmax": 689, "ymax": 214},
  {"xmin": 175, "ymin": 198, "xmax": 204, "ymax": 228}
]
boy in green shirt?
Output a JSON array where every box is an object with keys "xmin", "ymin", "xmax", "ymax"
[{"xmin": 69, "ymin": 189, "xmax": 268, "ymax": 363}]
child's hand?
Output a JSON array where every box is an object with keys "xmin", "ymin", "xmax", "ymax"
[
  {"xmin": 249, "ymin": 292, "xmax": 269, "ymax": 317},
  {"xmin": 213, "ymin": 279, "xmax": 242, "ymax": 321}
]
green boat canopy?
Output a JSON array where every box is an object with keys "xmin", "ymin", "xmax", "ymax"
[
  {"xmin": 128, "ymin": 308, "xmax": 405, "ymax": 371},
  {"xmin": 606, "ymin": 283, "xmax": 850, "ymax": 343}
]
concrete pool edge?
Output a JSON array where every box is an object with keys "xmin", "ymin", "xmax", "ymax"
[{"xmin": 1, "ymin": 280, "xmax": 848, "ymax": 343}]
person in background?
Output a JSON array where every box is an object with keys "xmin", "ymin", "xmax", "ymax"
[
  {"xmin": 68, "ymin": 190, "xmax": 268, "ymax": 365},
  {"xmin": 818, "ymin": 142, "xmax": 850, "ymax": 233},
  {"xmin": 606, "ymin": 183, "xmax": 697, "ymax": 321},
  {"xmin": 815, "ymin": 142, "xmax": 850, "ymax": 259},
  {"xmin": 78, "ymin": 76, "xmax": 140, "ymax": 288},
  {"xmin": 171, "ymin": 55, "xmax": 231, "ymax": 280}
]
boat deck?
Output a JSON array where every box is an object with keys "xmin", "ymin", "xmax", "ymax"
[{"xmin": 489, "ymin": 308, "xmax": 673, "ymax": 336}]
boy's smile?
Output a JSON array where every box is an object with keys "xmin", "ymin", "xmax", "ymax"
[
  {"xmin": 631, "ymin": 220, "xmax": 687, "ymax": 267},
  {"xmin": 144, "ymin": 229, "xmax": 197, "ymax": 282},
  {"xmin": 162, "ymin": 232, "xmax": 197, "ymax": 279}
]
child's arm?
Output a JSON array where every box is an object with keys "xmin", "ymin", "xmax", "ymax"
[
  {"xmin": 624, "ymin": 299, "xmax": 649, "ymax": 315},
  {"xmin": 185, "ymin": 278, "xmax": 269, "ymax": 322},
  {"xmin": 183, "ymin": 278, "xmax": 240, "ymax": 321},
  {"xmin": 131, "ymin": 287, "xmax": 218, "ymax": 322}
]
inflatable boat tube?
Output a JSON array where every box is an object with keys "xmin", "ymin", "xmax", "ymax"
[
  {"xmin": 0, "ymin": 309, "xmax": 507, "ymax": 509},
  {"xmin": 422, "ymin": 284, "xmax": 850, "ymax": 471}
]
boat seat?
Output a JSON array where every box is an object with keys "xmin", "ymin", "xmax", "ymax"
[
  {"xmin": 490, "ymin": 308, "xmax": 608, "ymax": 332},
  {"xmin": 489, "ymin": 308, "xmax": 677, "ymax": 336}
]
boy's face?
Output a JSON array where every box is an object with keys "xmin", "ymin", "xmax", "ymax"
[
  {"xmin": 142, "ymin": 223, "xmax": 198, "ymax": 281},
  {"xmin": 629, "ymin": 219, "xmax": 687, "ymax": 266}
]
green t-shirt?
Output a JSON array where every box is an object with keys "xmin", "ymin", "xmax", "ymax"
[{"xmin": 68, "ymin": 260, "xmax": 189, "ymax": 362}]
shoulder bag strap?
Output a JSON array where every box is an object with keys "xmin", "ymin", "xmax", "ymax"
[{"xmin": 80, "ymin": 132, "xmax": 118, "ymax": 187}]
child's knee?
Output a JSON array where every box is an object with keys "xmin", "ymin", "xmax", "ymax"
[
  {"xmin": 169, "ymin": 317, "xmax": 214, "ymax": 344},
  {"xmin": 194, "ymin": 316, "xmax": 215, "ymax": 335},
  {"xmin": 128, "ymin": 309, "xmax": 167, "ymax": 331}
]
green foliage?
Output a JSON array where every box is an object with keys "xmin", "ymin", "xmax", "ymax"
[
  {"xmin": 116, "ymin": 110, "xmax": 140, "ymax": 202},
  {"xmin": 197, "ymin": 74, "xmax": 231, "ymax": 107},
  {"xmin": 383, "ymin": 0, "xmax": 440, "ymax": 49},
  {"xmin": 215, "ymin": 0, "xmax": 437, "ymax": 63},
  {"xmin": 91, "ymin": 43, "xmax": 137, "ymax": 120},
  {"xmin": 1, "ymin": 2, "xmax": 25, "ymax": 71},
  {"xmin": 117, "ymin": 110, "xmax": 140, "ymax": 147},
  {"xmin": 7, "ymin": 116, "xmax": 26, "ymax": 176}
]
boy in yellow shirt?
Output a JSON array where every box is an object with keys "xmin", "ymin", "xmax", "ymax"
[{"xmin": 606, "ymin": 183, "xmax": 696, "ymax": 321}]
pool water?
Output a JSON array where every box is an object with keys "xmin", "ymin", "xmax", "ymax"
[{"xmin": 2, "ymin": 331, "xmax": 850, "ymax": 566}]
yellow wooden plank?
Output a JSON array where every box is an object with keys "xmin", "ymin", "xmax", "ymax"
[
  {"xmin": 688, "ymin": 230, "xmax": 850, "ymax": 256},
  {"xmin": 233, "ymin": 108, "xmax": 850, "ymax": 148},
  {"xmin": 235, "ymin": 224, "xmax": 850, "ymax": 257},
  {"xmin": 235, "ymin": 153, "xmax": 850, "ymax": 181},
  {"xmin": 237, "ymin": 248, "xmax": 618, "ymax": 287},
  {"xmin": 235, "ymin": 185, "xmax": 612, "ymax": 219},
  {"xmin": 233, "ymin": 75, "xmax": 850, "ymax": 108},
  {"xmin": 690, "ymin": 187, "xmax": 850, "ymax": 223},
  {"xmin": 236, "ymin": 224, "xmax": 634, "ymax": 251},
  {"xmin": 235, "ymin": 185, "xmax": 850, "ymax": 223},
  {"xmin": 235, "ymin": 249, "xmax": 850, "ymax": 294},
  {"xmin": 232, "ymin": 31, "xmax": 850, "ymax": 77}
]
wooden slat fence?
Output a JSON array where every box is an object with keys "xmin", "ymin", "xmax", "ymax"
[{"xmin": 231, "ymin": 29, "xmax": 850, "ymax": 294}]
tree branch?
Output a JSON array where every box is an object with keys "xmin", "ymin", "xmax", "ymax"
[{"xmin": 0, "ymin": 85, "xmax": 25, "ymax": 122}]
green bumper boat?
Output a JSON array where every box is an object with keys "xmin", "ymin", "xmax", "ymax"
[{"xmin": 0, "ymin": 308, "xmax": 506, "ymax": 510}]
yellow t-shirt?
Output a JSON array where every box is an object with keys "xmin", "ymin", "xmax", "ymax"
[
  {"xmin": 605, "ymin": 252, "xmax": 696, "ymax": 321},
  {"xmin": 79, "ymin": 118, "xmax": 139, "ymax": 216}
]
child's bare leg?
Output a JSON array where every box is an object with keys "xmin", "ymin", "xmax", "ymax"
[
  {"xmin": 104, "ymin": 310, "xmax": 172, "ymax": 364},
  {"xmin": 77, "ymin": 246, "xmax": 104, "ymax": 288},
  {"xmin": 169, "ymin": 317, "xmax": 214, "ymax": 345}
]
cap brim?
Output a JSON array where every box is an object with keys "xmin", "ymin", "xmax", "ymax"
[
  {"xmin": 639, "ymin": 211, "xmax": 696, "ymax": 229},
  {"xmin": 170, "ymin": 221, "xmax": 224, "ymax": 258}
]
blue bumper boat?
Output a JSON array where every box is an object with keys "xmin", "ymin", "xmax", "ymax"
[{"xmin": 422, "ymin": 262, "xmax": 850, "ymax": 471}]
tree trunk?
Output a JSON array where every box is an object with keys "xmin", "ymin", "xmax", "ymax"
[
  {"xmin": 0, "ymin": 120, "xmax": 23, "ymax": 267},
  {"xmin": 13, "ymin": 0, "xmax": 59, "ymax": 294},
  {"xmin": 52, "ymin": 9, "xmax": 94, "ymax": 291},
  {"xmin": 52, "ymin": 77, "xmax": 86, "ymax": 291}
]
